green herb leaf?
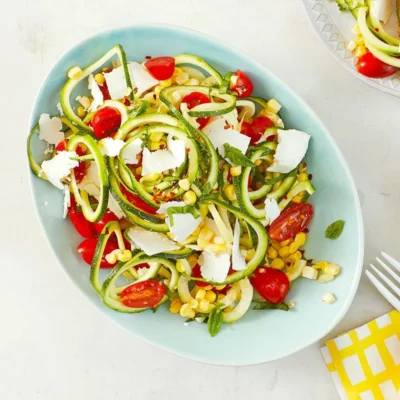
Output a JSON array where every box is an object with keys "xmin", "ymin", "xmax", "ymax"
[
  {"xmin": 167, "ymin": 205, "xmax": 200, "ymax": 227},
  {"xmin": 325, "ymin": 220, "xmax": 345, "ymax": 240},
  {"xmin": 207, "ymin": 307, "xmax": 223, "ymax": 337},
  {"xmin": 252, "ymin": 301, "xmax": 289, "ymax": 311},
  {"xmin": 223, "ymin": 144, "xmax": 254, "ymax": 167}
]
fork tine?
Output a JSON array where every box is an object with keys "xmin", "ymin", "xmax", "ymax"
[
  {"xmin": 376, "ymin": 257, "xmax": 400, "ymax": 285},
  {"xmin": 370, "ymin": 264, "xmax": 400, "ymax": 298},
  {"xmin": 381, "ymin": 252, "xmax": 400, "ymax": 273},
  {"xmin": 366, "ymin": 269, "xmax": 400, "ymax": 311}
]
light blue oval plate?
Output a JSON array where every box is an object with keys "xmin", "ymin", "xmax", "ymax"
[{"xmin": 29, "ymin": 24, "xmax": 364, "ymax": 366}]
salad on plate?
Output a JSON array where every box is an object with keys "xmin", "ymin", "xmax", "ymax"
[{"xmin": 28, "ymin": 45, "xmax": 342, "ymax": 336}]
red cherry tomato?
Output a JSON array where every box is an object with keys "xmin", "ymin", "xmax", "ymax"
[
  {"xmin": 240, "ymin": 121, "xmax": 258, "ymax": 145},
  {"xmin": 144, "ymin": 56, "xmax": 175, "ymax": 80},
  {"xmin": 250, "ymin": 116, "xmax": 274, "ymax": 144},
  {"xmin": 230, "ymin": 70, "xmax": 254, "ymax": 98},
  {"xmin": 55, "ymin": 141, "xmax": 86, "ymax": 183},
  {"xmin": 93, "ymin": 210, "xmax": 119, "ymax": 234},
  {"xmin": 68, "ymin": 197, "xmax": 96, "ymax": 238},
  {"xmin": 98, "ymin": 80, "xmax": 111, "ymax": 100},
  {"xmin": 77, "ymin": 237, "xmax": 119, "ymax": 268},
  {"xmin": 356, "ymin": 52, "xmax": 397, "ymax": 78},
  {"xmin": 250, "ymin": 267, "xmax": 290, "ymax": 304},
  {"xmin": 269, "ymin": 203, "xmax": 314, "ymax": 242},
  {"xmin": 55, "ymin": 140, "xmax": 68, "ymax": 152},
  {"xmin": 120, "ymin": 185, "xmax": 158, "ymax": 215},
  {"xmin": 181, "ymin": 92, "xmax": 211, "ymax": 129},
  {"xmin": 191, "ymin": 263, "xmax": 209, "ymax": 287},
  {"xmin": 120, "ymin": 280, "xmax": 166, "ymax": 308},
  {"xmin": 92, "ymin": 107, "xmax": 122, "ymax": 139}
]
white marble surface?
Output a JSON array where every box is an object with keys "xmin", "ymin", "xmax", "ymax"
[{"xmin": 1, "ymin": 0, "xmax": 399, "ymax": 398}]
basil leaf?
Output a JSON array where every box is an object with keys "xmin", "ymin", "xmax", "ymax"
[
  {"xmin": 325, "ymin": 220, "xmax": 345, "ymax": 240},
  {"xmin": 167, "ymin": 205, "xmax": 200, "ymax": 227},
  {"xmin": 252, "ymin": 301, "xmax": 289, "ymax": 311},
  {"xmin": 207, "ymin": 307, "xmax": 223, "ymax": 337},
  {"xmin": 223, "ymin": 144, "xmax": 254, "ymax": 167}
]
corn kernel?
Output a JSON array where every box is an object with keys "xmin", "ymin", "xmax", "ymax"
[
  {"xmin": 178, "ymin": 178, "xmax": 190, "ymax": 191},
  {"xmin": 355, "ymin": 36, "xmax": 364, "ymax": 46},
  {"xmin": 183, "ymin": 190, "xmax": 197, "ymax": 205},
  {"xmin": 245, "ymin": 248, "xmax": 255, "ymax": 261},
  {"xmin": 215, "ymin": 285, "xmax": 225, "ymax": 291},
  {"xmin": 180, "ymin": 303, "xmax": 191, "ymax": 317},
  {"xmin": 187, "ymin": 254, "xmax": 198, "ymax": 267},
  {"xmin": 77, "ymin": 106, "xmax": 86, "ymax": 118},
  {"xmin": 135, "ymin": 166, "xmax": 142, "ymax": 175},
  {"xmin": 355, "ymin": 45, "xmax": 367, "ymax": 58},
  {"xmin": 185, "ymin": 78, "xmax": 200, "ymax": 86},
  {"xmin": 154, "ymin": 85, "xmax": 162, "ymax": 95},
  {"xmin": 292, "ymin": 195, "xmax": 303, "ymax": 204},
  {"xmin": 254, "ymin": 159, "xmax": 262, "ymax": 166},
  {"xmin": 175, "ymin": 72, "xmax": 189, "ymax": 85},
  {"xmin": 140, "ymin": 172, "xmax": 161, "ymax": 183},
  {"xmin": 94, "ymin": 73, "xmax": 105, "ymax": 85},
  {"xmin": 299, "ymin": 162, "xmax": 307, "ymax": 172},
  {"xmin": 224, "ymin": 184, "xmax": 237, "ymax": 201},
  {"xmin": 314, "ymin": 260, "xmax": 328, "ymax": 270},
  {"xmin": 288, "ymin": 251, "xmax": 302, "ymax": 263},
  {"xmin": 302, "ymin": 266, "xmax": 318, "ymax": 280},
  {"xmin": 294, "ymin": 232, "xmax": 306, "ymax": 246},
  {"xmin": 280, "ymin": 239, "xmax": 292, "ymax": 247},
  {"xmin": 160, "ymin": 78, "xmax": 172, "ymax": 87},
  {"xmin": 271, "ymin": 258, "xmax": 285, "ymax": 270},
  {"xmin": 170, "ymin": 299, "xmax": 183, "ymax": 313},
  {"xmin": 173, "ymin": 67, "xmax": 182, "ymax": 76},
  {"xmin": 288, "ymin": 301, "xmax": 295, "ymax": 309},
  {"xmin": 289, "ymin": 242, "xmax": 300, "ymax": 254},
  {"xmin": 195, "ymin": 289, "xmax": 206, "ymax": 300},
  {"xmin": 105, "ymin": 249, "xmax": 121, "ymax": 264},
  {"xmin": 176, "ymin": 260, "xmax": 186, "ymax": 273},
  {"xmin": 322, "ymin": 292, "xmax": 336, "ymax": 304},
  {"xmin": 267, "ymin": 247, "xmax": 278, "ymax": 259},
  {"xmin": 279, "ymin": 246, "xmax": 290, "ymax": 258},
  {"xmin": 158, "ymin": 266, "xmax": 171, "ymax": 279},
  {"xmin": 230, "ymin": 166, "xmax": 242, "ymax": 176},
  {"xmin": 323, "ymin": 264, "xmax": 341, "ymax": 276},
  {"xmin": 206, "ymin": 243, "xmax": 227, "ymax": 255},
  {"xmin": 117, "ymin": 250, "xmax": 132, "ymax": 262},
  {"xmin": 149, "ymin": 131, "xmax": 164, "ymax": 142},
  {"xmin": 205, "ymin": 291, "xmax": 217, "ymax": 303},
  {"xmin": 68, "ymin": 65, "xmax": 82, "ymax": 79},
  {"xmin": 271, "ymin": 240, "xmax": 281, "ymax": 251},
  {"xmin": 78, "ymin": 96, "xmax": 92, "ymax": 110},
  {"xmin": 199, "ymin": 227, "xmax": 214, "ymax": 241},
  {"xmin": 298, "ymin": 172, "xmax": 308, "ymax": 182},
  {"xmin": 199, "ymin": 299, "xmax": 210, "ymax": 312},
  {"xmin": 203, "ymin": 285, "xmax": 213, "ymax": 291},
  {"xmin": 150, "ymin": 141, "xmax": 161, "ymax": 151},
  {"xmin": 189, "ymin": 299, "xmax": 199, "ymax": 309},
  {"xmin": 266, "ymin": 99, "xmax": 282, "ymax": 114},
  {"xmin": 351, "ymin": 23, "xmax": 361, "ymax": 36},
  {"xmin": 201, "ymin": 76, "xmax": 218, "ymax": 86},
  {"xmin": 197, "ymin": 238, "xmax": 209, "ymax": 250}
]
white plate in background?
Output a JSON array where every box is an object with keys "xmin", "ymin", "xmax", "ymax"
[{"xmin": 302, "ymin": 0, "xmax": 400, "ymax": 97}]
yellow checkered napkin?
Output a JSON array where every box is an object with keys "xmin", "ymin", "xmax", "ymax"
[{"xmin": 321, "ymin": 311, "xmax": 400, "ymax": 400}]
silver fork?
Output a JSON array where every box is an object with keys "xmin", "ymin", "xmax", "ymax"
[{"xmin": 365, "ymin": 252, "xmax": 400, "ymax": 311}]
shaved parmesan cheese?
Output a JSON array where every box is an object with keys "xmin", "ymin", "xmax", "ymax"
[
  {"xmin": 265, "ymin": 198, "xmax": 280, "ymax": 224},
  {"xmin": 41, "ymin": 151, "xmax": 79, "ymax": 190},
  {"xmin": 126, "ymin": 226, "xmax": 179, "ymax": 255},
  {"xmin": 141, "ymin": 148, "xmax": 180, "ymax": 175},
  {"xmin": 157, "ymin": 201, "xmax": 186, "ymax": 215},
  {"xmin": 38, "ymin": 114, "xmax": 64, "ymax": 145},
  {"xmin": 56, "ymin": 102, "xmax": 64, "ymax": 116},
  {"xmin": 198, "ymin": 251, "xmax": 231, "ymax": 283},
  {"xmin": 88, "ymin": 74, "xmax": 104, "ymax": 111},
  {"xmin": 167, "ymin": 136, "xmax": 186, "ymax": 166},
  {"xmin": 99, "ymin": 138, "xmax": 125, "ymax": 157},
  {"xmin": 180, "ymin": 102, "xmax": 200, "ymax": 129},
  {"xmin": 129, "ymin": 62, "xmax": 159, "ymax": 96},
  {"xmin": 224, "ymin": 108, "xmax": 239, "ymax": 130},
  {"xmin": 203, "ymin": 117, "xmax": 250, "ymax": 161},
  {"xmin": 122, "ymin": 138, "xmax": 143, "ymax": 165},
  {"xmin": 267, "ymin": 129, "xmax": 310, "ymax": 173},
  {"xmin": 137, "ymin": 266, "xmax": 149, "ymax": 277},
  {"xmin": 169, "ymin": 213, "xmax": 202, "ymax": 242},
  {"xmin": 104, "ymin": 67, "xmax": 127, "ymax": 100},
  {"xmin": 63, "ymin": 185, "xmax": 70, "ymax": 218},
  {"xmin": 232, "ymin": 219, "xmax": 246, "ymax": 271},
  {"xmin": 204, "ymin": 217, "xmax": 219, "ymax": 235},
  {"xmin": 78, "ymin": 162, "xmax": 100, "ymax": 196},
  {"xmin": 108, "ymin": 193, "xmax": 125, "ymax": 219}
]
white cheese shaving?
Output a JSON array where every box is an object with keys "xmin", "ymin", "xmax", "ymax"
[
  {"xmin": 168, "ymin": 213, "xmax": 202, "ymax": 243},
  {"xmin": 126, "ymin": 226, "xmax": 179, "ymax": 256},
  {"xmin": 38, "ymin": 114, "xmax": 64, "ymax": 145},
  {"xmin": 203, "ymin": 117, "xmax": 250, "ymax": 162},
  {"xmin": 88, "ymin": 74, "xmax": 104, "ymax": 111},
  {"xmin": 267, "ymin": 129, "xmax": 310, "ymax": 174},
  {"xmin": 56, "ymin": 102, "xmax": 64, "ymax": 116},
  {"xmin": 264, "ymin": 198, "xmax": 281, "ymax": 224},
  {"xmin": 167, "ymin": 135, "xmax": 186, "ymax": 166},
  {"xmin": 129, "ymin": 62, "xmax": 159, "ymax": 96},
  {"xmin": 141, "ymin": 148, "xmax": 181, "ymax": 175},
  {"xmin": 204, "ymin": 217, "xmax": 219, "ymax": 235},
  {"xmin": 232, "ymin": 219, "xmax": 246, "ymax": 271},
  {"xmin": 108, "ymin": 193, "xmax": 125, "ymax": 219},
  {"xmin": 156, "ymin": 201, "xmax": 186, "ymax": 215},
  {"xmin": 198, "ymin": 251, "xmax": 231, "ymax": 283},
  {"xmin": 224, "ymin": 108, "xmax": 239, "ymax": 130},
  {"xmin": 63, "ymin": 185, "xmax": 70, "ymax": 218},
  {"xmin": 41, "ymin": 151, "xmax": 79, "ymax": 190},
  {"xmin": 122, "ymin": 138, "xmax": 143, "ymax": 165},
  {"xmin": 77, "ymin": 161, "xmax": 100, "ymax": 196},
  {"xmin": 104, "ymin": 67, "xmax": 127, "ymax": 100},
  {"xmin": 98, "ymin": 138, "xmax": 125, "ymax": 157},
  {"xmin": 180, "ymin": 102, "xmax": 200, "ymax": 129}
]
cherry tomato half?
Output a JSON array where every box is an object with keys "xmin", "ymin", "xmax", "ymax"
[
  {"xmin": 144, "ymin": 56, "xmax": 175, "ymax": 80},
  {"xmin": 98, "ymin": 79, "xmax": 111, "ymax": 100},
  {"xmin": 120, "ymin": 185, "xmax": 158, "ymax": 215},
  {"xmin": 181, "ymin": 92, "xmax": 211, "ymax": 129},
  {"xmin": 93, "ymin": 210, "xmax": 120, "ymax": 234},
  {"xmin": 250, "ymin": 116, "xmax": 274, "ymax": 143},
  {"xmin": 55, "ymin": 141, "xmax": 87, "ymax": 183},
  {"xmin": 77, "ymin": 237, "xmax": 119, "ymax": 268},
  {"xmin": 120, "ymin": 280, "xmax": 166, "ymax": 308},
  {"xmin": 356, "ymin": 52, "xmax": 397, "ymax": 79},
  {"xmin": 230, "ymin": 70, "xmax": 254, "ymax": 98},
  {"xmin": 68, "ymin": 197, "xmax": 96, "ymax": 238},
  {"xmin": 191, "ymin": 263, "xmax": 209, "ymax": 287},
  {"xmin": 269, "ymin": 202, "xmax": 314, "ymax": 242},
  {"xmin": 250, "ymin": 267, "xmax": 290, "ymax": 304},
  {"xmin": 92, "ymin": 107, "xmax": 122, "ymax": 139}
]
